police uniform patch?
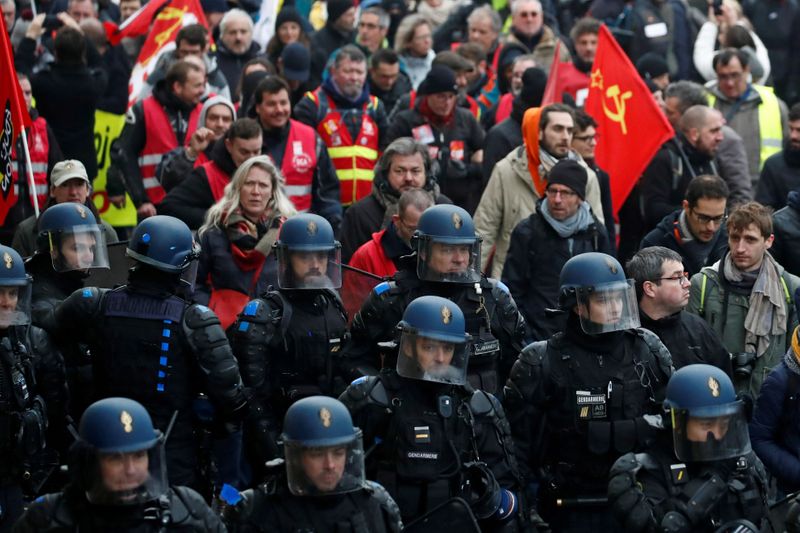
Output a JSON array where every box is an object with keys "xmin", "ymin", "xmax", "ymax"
[
  {"xmin": 413, "ymin": 425, "xmax": 431, "ymax": 443},
  {"xmin": 670, "ymin": 463, "xmax": 688, "ymax": 485},
  {"xmin": 3, "ymin": 252, "xmax": 12, "ymax": 269},
  {"xmin": 320, "ymin": 407, "xmax": 332, "ymax": 427},
  {"xmin": 708, "ymin": 376, "xmax": 720, "ymax": 397},
  {"xmin": 576, "ymin": 390, "xmax": 607, "ymax": 419},
  {"xmin": 441, "ymin": 306, "xmax": 452, "ymax": 324},
  {"xmin": 120, "ymin": 410, "xmax": 134, "ymax": 433}
]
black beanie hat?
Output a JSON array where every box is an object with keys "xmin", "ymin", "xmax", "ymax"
[
  {"xmin": 547, "ymin": 160, "xmax": 587, "ymax": 199},
  {"xmin": 276, "ymin": 7, "xmax": 303, "ymax": 29},
  {"xmin": 327, "ymin": 0, "xmax": 354, "ymax": 24},
  {"xmin": 636, "ymin": 52, "xmax": 669, "ymax": 80},
  {"xmin": 417, "ymin": 65, "xmax": 458, "ymax": 96},
  {"xmin": 517, "ymin": 66, "xmax": 547, "ymax": 107}
]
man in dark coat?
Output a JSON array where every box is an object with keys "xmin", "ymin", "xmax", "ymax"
[
  {"xmin": 368, "ymin": 48, "xmax": 412, "ymax": 117},
  {"xmin": 627, "ymin": 245, "xmax": 732, "ymax": 375},
  {"xmin": 756, "ymin": 102, "xmax": 800, "ymax": 211},
  {"xmin": 214, "ymin": 9, "xmax": 261, "ymax": 90},
  {"xmin": 309, "ymin": 0, "xmax": 356, "ymax": 81},
  {"xmin": 640, "ymin": 174, "xmax": 729, "ymax": 276},
  {"xmin": 771, "ymin": 189, "xmax": 800, "ymax": 276},
  {"xmin": 501, "ymin": 159, "xmax": 611, "ymax": 341}
]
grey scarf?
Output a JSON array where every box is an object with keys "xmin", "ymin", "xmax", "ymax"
[{"xmin": 540, "ymin": 199, "xmax": 594, "ymax": 238}]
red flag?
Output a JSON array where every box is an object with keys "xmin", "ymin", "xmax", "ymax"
[
  {"xmin": 540, "ymin": 45, "xmax": 562, "ymax": 106},
  {"xmin": 584, "ymin": 25, "xmax": 674, "ymax": 215},
  {"xmin": 105, "ymin": 0, "xmax": 171, "ymax": 46},
  {"xmin": 127, "ymin": 0, "xmax": 210, "ymax": 106},
  {"xmin": 0, "ymin": 16, "xmax": 32, "ymax": 224}
]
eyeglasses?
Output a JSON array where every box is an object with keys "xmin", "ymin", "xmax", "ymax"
[
  {"xmin": 656, "ymin": 272, "xmax": 690, "ymax": 283},
  {"xmin": 690, "ymin": 209, "xmax": 727, "ymax": 225},
  {"xmin": 573, "ymin": 134, "xmax": 599, "ymax": 143},
  {"xmin": 358, "ymin": 21, "xmax": 381, "ymax": 30},
  {"xmin": 545, "ymin": 188, "xmax": 577, "ymax": 198},
  {"xmin": 717, "ymin": 71, "xmax": 744, "ymax": 83}
]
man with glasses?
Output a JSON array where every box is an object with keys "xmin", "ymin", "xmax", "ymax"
[
  {"xmin": 688, "ymin": 202, "xmax": 800, "ymax": 397},
  {"xmin": 627, "ymin": 246, "xmax": 731, "ymax": 374},
  {"xmin": 356, "ymin": 6, "xmax": 389, "ymax": 55},
  {"xmin": 502, "ymin": 160, "xmax": 612, "ymax": 341},
  {"xmin": 708, "ymin": 48, "xmax": 788, "ymax": 188},
  {"xmin": 641, "ymin": 175, "xmax": 730, "ymax": 277},
  {"xmin": 505, "ymin": 0, "xmax": 570, "ymax": 72}
]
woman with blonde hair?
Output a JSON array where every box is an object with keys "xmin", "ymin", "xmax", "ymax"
[
  {"xmin": 394, "ymin": 14, "xmax": 435, "ymax": 90},
  {"xmin": 197, "ymin": 155, "xmax": 297, "ymax": 328}
]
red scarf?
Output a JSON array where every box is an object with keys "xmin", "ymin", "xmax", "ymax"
[{"xmin": 419, "ymin": 95, "xmax": 456, "ymax": 128}]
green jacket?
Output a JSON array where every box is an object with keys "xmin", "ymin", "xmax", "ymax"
[{"xmin": 687, "ymin": 257, "xmax": 800, "ymax": 398}]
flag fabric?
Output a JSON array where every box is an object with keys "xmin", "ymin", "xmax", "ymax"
[
  {"xmin": 126, "ymin": 0, "xmax": 209, "ymax": 107},
  {"xmin": 584, "ymin": 24, "xmax": 674, "ymax": 215},
  {"xmin": 0, "ymin": 15, "xmax": 32, "ymax": 225},
  {"xmin": 104, "ymin": 0, "xmax": 171, "ymax": 46},
  {"xmin": 540, "ymin": 45, "xmax": 561, "ymax": 106}
]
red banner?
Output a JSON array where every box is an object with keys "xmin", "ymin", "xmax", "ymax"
[
  {"xmin": 584, "ymin": 25, "xmax": 674, "ymax": 215},
  {"xmin": 0, "ymin": 15, "xmax": 32, "ymax": 224}
]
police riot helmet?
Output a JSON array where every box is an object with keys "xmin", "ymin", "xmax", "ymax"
[
  {"xmin": 396, "ymin": 295, "xmax": 471, "ymax": 385},
  {"xmin": 664, "ymin": 364, "xmax": 751, "ymax": 462},
  {"xmin": 558, "ymin": 252, "xmax": 640, "ymax": 334},
  {"xmin": 126, "ymin": 216, "xmax": 199, "ymax": 274},
  {"xmin": 281, "ymin": 396, "xmax": 364, "ymax": 496},
  {"xmin": 412, "ymin": 204, "xmax": 482, "ymax": 284},
  {"xmin": 77, "ymin": 397, "xmax": 168, "ymax": 505},
  {"xmin": 275, "ymin": 214, "xmax": 342, "ymax": 289},
  {"xmin": 37, "ymin": 203, "xmax": 109, "ymax": 273},
  {"xmin": 0, "ymin": 245, "xmax": 31, "ymax": 327}
]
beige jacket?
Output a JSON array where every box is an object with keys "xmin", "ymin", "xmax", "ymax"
[{"xmin": 474, "ymin": 147, "xmax": 605, "ymax": 278}]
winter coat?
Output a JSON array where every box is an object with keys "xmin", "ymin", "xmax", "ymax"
[
  {"xmin": 504, "ymin": 25, "xmax": 571, "ymax": 74},
  {"xmin": 640, "ymin": 209, "xmax": 728, "ymax": 277},
  {"xmin": 771, "ymin": 191, "xmax": 800, "ymax": 276},
  {"xmin": 141, "ymin": 49, "xmax": 231, "ymax": 101},
  {"xmin": 473, "ymin": 146, "xmax": 605, "ymax": 278},
  {"xmin": 369, "ymin": 71, "xmax": 413, "ymax": 118},
  {"xmin": 348, "ymin": 228, "xmax": 402, "ymax": 279},
  {"xmin": 214, "ymin": 40, "xmax": 262, "ymax": 92},
  {"xmin": 756, "ymin": 148, "xmax": 800, "ymax": 211}
]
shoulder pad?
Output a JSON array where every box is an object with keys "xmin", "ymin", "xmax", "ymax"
[
  {"xmin": 363, "ymin": 480, "xmax": 403, "ymax": 531},
  {"xmin": 237, "ymin": 298, "xmax": 276, "ymax": 327},
  {"xmin": 609, "ymin": 452, "xmax": 648, "ymax": 478},
  {"xmin": 487, "ymin": 278, "xmax": 510, "ymax": 296},
  {"xmin": 345, "ymin": 375, "xmax": 390, "ymax": 408},
  {"xmin": 373, "ymin": 281, "xmax": 391, "ymax": 296},
  {"xmin": 61, "ymin": 286, "xmax": 105, "ymax": 318},
  {"xmin": 633, "ymin": 327, "xmax": 674, "ymax": 379},
  {"xmin": 519, "ymin": 340, "xmax": 547, "ymax": 365},
  {"xmin": 23, "ymin": 492, "xmax": 73, "ymax": 528},
  {"xmin": 169, "ymin": 486, "xmax": 209, "ymax": 522},
  {"xmin": 469, "ymin": 389, "xmax": 502, "ymax": 417},
  {"xmin": 184, "ymin": 303, "xmax": 221, "ymax": 329}
]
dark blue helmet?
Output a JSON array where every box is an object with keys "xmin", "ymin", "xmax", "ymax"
[
  {"xmin": 277, "ymin": 214, "xmax": 338, "ymax": 251},
  {"xmin": 127, "ymin": 216, "xmax": 198, "ymax": 273},
  {"xmin": 414, "ymin": 204, "xmax": 478, "ymax": 246},
  {"xmin": 412, "ymin": 205, "xmax": 482, "ymax": 283},
  {"xmin": 558, "ymin": 252, "xmax": 627, "ymax": 306},
  {"xmin": 0, "ymin": 245, "xmax": 30, "ymax": 286},
  {"xmin": 282, "ymin": 396, "xmax": 357, "ymax": 447},
  {"xmin": 36, "ymin": 203, "xmax": 109, "ymax": 272},
  {"xmin": 398, "ymin": 295, "xmax": 469, "ymax": 344},
  {"xmin": 38, "ymin": 202, "xmax": 99, "ymax": 237},
  {"xmin": 79, "ymin": 397, "xmax": 160, "ymax": 453},
  {"xmin": 664, "ymin": 364, "xmax": 751, "ymax": 462}
]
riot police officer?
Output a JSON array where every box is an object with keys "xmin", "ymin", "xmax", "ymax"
[
  {"xmin": 343, "ymin": 204, "xmax": 525, "ymax": 395},
  {"xmin": 51, "ymin": 216, "xmax": 248, "ymax": 491},
  {"xmin": 26, "ymin": 203, "xmax": 109, "ymax": 422},
  {"xmin": 230, "ymin": 213, "xmax": 349, "ymax": 478},
  {"xmin": 340, "ymin": 295, "xmax": 522, "ymax": 529},
  {"xmin": 504, "ymin": 252, "xmax": 673, "ymax": 532},
  {"xmin": 608, "ymin": 364, "xmax": 772, "ymax": 532},
  {"xmin": 0, "ymin": 244, "xmax": 65, "ymax": 531},
  {"xmin": 13, "ymin": 397, "xmax": 226, "ymax": 532},
  {"xmin": 224, "ymin": 395, "xmax": 403, "ymax": 532}
]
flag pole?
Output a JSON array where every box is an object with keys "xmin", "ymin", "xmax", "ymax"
[{"xmin": 20, "ymin": 129, "xmax": 40, "ymax": 217}]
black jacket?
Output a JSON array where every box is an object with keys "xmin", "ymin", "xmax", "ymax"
[
  {"xmin": 771, "ymin": 190, "xmax": 800, "ymax": 276},
  {"xmin": 756, "ymin": 146, "xmax": 800, "ymax": 211},
  {"xmin": 214, "ymin": 40, "xmax": 262, "ymax": 92},
  {"xmin": 640, "ymin": 209, "xmax": 728, "ymax": 276},
  {"xmin": 501, "ymin": 202, "xmax": 611, "ymax": 341},
  {"xmin": 309, "ymin": 25, "xmax": 355, "ymax": 85},
  {"xmin": 158, "ymin": 139, "xmax": 236, "ymax": 229},
  {"xmin": 369, "ymin": 71, "xmax": 412, "ymax": 119},
  {"xmin": 639, "ymin": 310, "xmax": 732, "ymax": 375},
  {"xmin": 482, "ymin": 102, "xmax": 524, "ymax": 187},
  {"xmin": 15, "ymin": 37, "xmax": 108, "ymax": 179}
]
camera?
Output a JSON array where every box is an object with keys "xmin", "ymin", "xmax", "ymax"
[{"xmin": 732, "ymin": 352, "xmax": 756, "ymax": 379}]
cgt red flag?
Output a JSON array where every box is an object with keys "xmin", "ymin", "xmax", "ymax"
[
  {"xmin": 0, "ymin": 15, "xmax": 32, "ymax": 225},
  {"xmin": 104, "ymin": 0, "xmax": 171, "ymax": 46},
  {"xmin": 584, "ymin": 25, "xmax": 674, "ymax": 215}
]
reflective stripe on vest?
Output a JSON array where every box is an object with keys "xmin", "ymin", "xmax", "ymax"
[
  {"xmin": 708, "ymin": 85, "xmax": 783, "ymax": 170},
  {"xmin": 281, "ymin": 120, "xmax": 317, "ymax": 213},
  {"xmin": 138, "ymin": 97, "xmax": 201, "ymax": 205},
  {"xmin": 310, "ymin": 89, "xmax": 380, "ymax": 206},
  {"xmin": 11, "ymin": 117, "xmax": 50, "ymax": 209}
]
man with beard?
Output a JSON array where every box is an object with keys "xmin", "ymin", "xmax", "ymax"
[
  {"xmin": 295, "ymin": 45, "xmax": 388, "ymax": 207},
  {"xmin": 756, "ymin": 103, "xmax": 800, "ymax": 211},
  {"xmin": 627, "ymin": 246, "xmax": 731, "ymax": 373},
  {"xmin": 504, "ymin": 0, "xmax": 570, "ymax": 71},
  {"xmin": 214, "ymin": 9, "xmax": 261, "ymax": 91},
  {"xmin": 552, "ymin": 17, "xmax": 600, "ymax": 106},
  {"xmin": 368, "ymin": 49, "xmax": 412, "ymax": 115},
  {"xmin": 641, "ymin": 105, "xmax": 725, "ymax": 230}
]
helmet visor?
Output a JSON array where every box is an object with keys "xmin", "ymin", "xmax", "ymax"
[
  {"xmin": 277, "ymin": 246, "xmax": 342, "ymax": 289},
  {"xmin": 48, "ymin": 226, "xmax": 109, "ymax": 273},
  {"xmin": 396, "ymin": 331, "xmax": 469, "ymax": 385},
  {"xmin": 672, "ymin": 402, "xmax": 751, "ymax": 462},
  {"xmin": 575, "ymin": 280, "xmax": 640, "ymax": 334},
  {"xmin": 85, "ymin": 441, "xmax": 168, "ymax": 506},
  {"xmin": 284, "ymin": 433, "xmax": 365, "ymax": 496},
  {"xmin": 0, "ymin": 283, "xmax": 31, "ymax": 327},
  {"xmin": 416, "ymin": 237, "xmax": 481, "ymax": 284}
]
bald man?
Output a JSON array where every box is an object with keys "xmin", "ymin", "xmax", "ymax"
[{"xmin": 640, "ymin": 105, "xmax": 725, "ymax": 229}]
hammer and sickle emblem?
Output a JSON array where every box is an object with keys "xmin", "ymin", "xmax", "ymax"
[{"xmin": 591, "ymin": 69, "xmax": 633, "ymax": 135}]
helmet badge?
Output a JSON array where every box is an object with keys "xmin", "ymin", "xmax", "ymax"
[
  {"xmin": 452, "ymin": 212, "xmax": 462, "ymax": 229},
  {"xmin": 3, "ymin": 252, "xmax": 12, "ymax": 269},
  {"xmin": 708, "ymin": 376, "xmax": 720, "ymax": 397},
  {"xmin": 307, "ymin": 221, "xmax": 318, "ymax": 236},
  {"xmin": 120, "ymin": 410, "xmax": 134, "ymax": 433},
  {"xmin": 605, "ymin": 257, "xmax": 618, "ymax": 274},
  {"xmin": 75, "ymin": 205, "xmax": 87, "ymax": 219},
  {"xmin": 441, "ymin": 305, "xmax": 452, "ymax": 324},
  {"xmin": 319, "ymin": 407, "xmax": 332, "ymax": 428}
]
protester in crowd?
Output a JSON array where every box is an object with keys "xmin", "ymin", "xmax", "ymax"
[
  {"xmin": 233, "ymin": 57, "xmax": 274, "ymax": 106},
  {"xmin": 356, "ymin": 6, "xmax": 389, "ymax": 55},
  {"xmin": 744, "ymin": 0, "xmax": 796, "ymax": 101},
  {"xmin": 368, "ymin": 48, "xmax": 412, "ymax": 115},
  {"xmin": 277, "ymin": 43, "xmax": 314, "ymax": 108},
  {"xmin": 309, "ymin": 0, "xmax": 356, "ymax": 78},
  {"xmin": 756, "ymin": 103, "xmax": 800, "ymax": 211},
  {"xmin": 265, "ymin": 7, "xmax": 312, "ymax": 66},
  {"xmin": 394, "ymin": 14, "xmax": 435, "ymax": 89},
  {"xmin": 505, "ymin": 0, "xmax": 570, "ymax": 71},
  {"xmin": 196, "ymin": 155, "xmax": 297, "ymax": 329},
  {"xmin": 636, "ymin": 52, "xmax": 670, "ymax": 90},
  {"xmin": 455, "ymin": 42, "xmax": 499, "ymax": 114},
  {"xmin": 556, "ymin": 16, "xmax": 600, "ymax": 105},
  {"xmin": 770, "ymin": 187, "xmax": 800, "ymax": 276},
  {"xmin": 467, "ymin": 6, "xmax": 503, "ymax": 77},
  {"xmin": 483, "ymin": 53, "xmax": 537, "ymax": 128},
  {"xmin": 624, "ymin": 0, "xmax": 694, "ymax": 80},
  {"xmin": 215, "ymin": 9, "xmax": 261, "ymax": 91}
]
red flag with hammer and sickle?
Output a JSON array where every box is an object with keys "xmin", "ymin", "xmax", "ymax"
[{"xmin": 584, "ymin": 25, "xmax": 674, "ymax": 215}]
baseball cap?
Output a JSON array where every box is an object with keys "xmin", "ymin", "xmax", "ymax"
[{"xmin": 51, "ymin": 160, "xmax": 90, "ymax": 188}]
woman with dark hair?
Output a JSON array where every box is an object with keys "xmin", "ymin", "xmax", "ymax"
[
  {"xmin": 233, "ymin": 57, "xmax": 275, "ymax": 106},
  {"xmin": 265, "ymin": 7, "xmax": 312, "ymax": 65}
]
